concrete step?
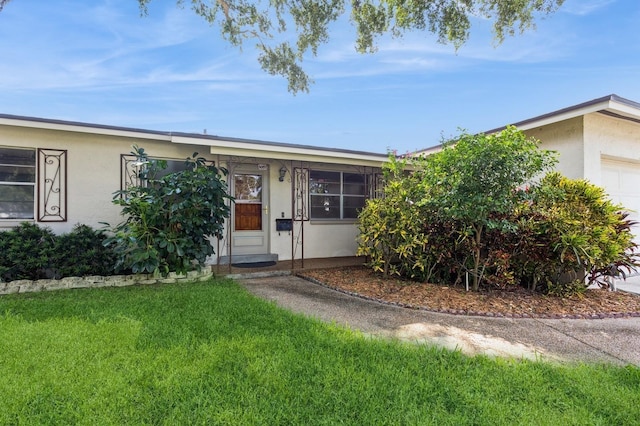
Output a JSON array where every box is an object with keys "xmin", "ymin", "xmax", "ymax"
[{"xmin": 215, "ymin": 253, "xmax": 278, "ymax": 265}]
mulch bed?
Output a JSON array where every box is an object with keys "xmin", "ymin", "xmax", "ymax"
[{"xmin": 298, "ymin": 266, "xmax": 640, "ymax": 319}]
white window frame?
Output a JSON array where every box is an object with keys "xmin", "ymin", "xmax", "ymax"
[{"xmin": 0, "ymin": 146, "xmax": 36, "ymax": 220}]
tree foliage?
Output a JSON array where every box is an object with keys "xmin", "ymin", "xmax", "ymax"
[
  {"xmin": 104, "ymin": 146, "xmax": 232, "ymax": 275},
  {"xmin": 135, "ymin": 0, "xmax": 563, "ymax": 92},
  {"xmin": 0, "ymin": 0, "xmax": 565, "ymax": 91}
]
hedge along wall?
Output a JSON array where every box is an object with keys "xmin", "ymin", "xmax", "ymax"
[{"xmin": 0, "ymin": 269, "xmax": 213, "ymax": 295}]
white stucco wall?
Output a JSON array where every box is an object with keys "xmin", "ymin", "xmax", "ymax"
[
  {"xmin": 521, "ymin": 116, "xmax": 585, "ymax": 180},
  {"xmin": 1, "ymin": 119, "xmax": 383, "ymax": 262},
  {"xmin": 583, "ymin": 113, "xmax": 640, "ymax": 186},
  {"xmin": 521, "ymin": 112, "xmax": 640, "ymax": 184},
  {"xmin": 0, "ymin": 124, "xmax": 215, "ymax": 234},
  {"xmin": 293, "ymin": 222, "xmax": 361, "ymax": 259}
]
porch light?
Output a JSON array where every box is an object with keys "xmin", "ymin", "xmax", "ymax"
[{"xmin": 279, "ymin": 166, "xmax": 287, "ymax": 182}]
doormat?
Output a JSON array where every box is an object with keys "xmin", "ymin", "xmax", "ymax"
[{"xmin": 231, "ymin": 261, "xmax": 277, "ymax": 268}]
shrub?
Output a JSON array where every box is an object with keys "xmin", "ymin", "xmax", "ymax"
[
  {"xmin": 53, "ymin": 224, "xmax": 118, "ymax": 277},
  {"xmin": 358, "ymin": 129, "xmax": 639, "ymax": 296},
  {"xmin": 513, "ymin": 172, "xmax": 640, "ymax": 295},
  {"xmin": 359, "ymin": 128, "xmax": 557, "ymax": 290},
  {"xmin": 104, "ymin": 146, "xmax": 232, "ymax": 275},
  {"xmin": 0, "ymin": 222, "xmax": 56, "ymax": 281},
  {"xmin": 0, "ymin": 223, "xmax": 116, "ymax": 281},
  {"xmin": 358, "ymin": 156, "xmax": 428, "ymax": 278},
  {"xmin": 410, "ymin": 127, "xmax": 557, "ymax": 290}
]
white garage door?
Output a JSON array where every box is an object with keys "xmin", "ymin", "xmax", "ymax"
[{"xmin": 601, "ymin": 158, "xmax": 640, "ymax": 245}]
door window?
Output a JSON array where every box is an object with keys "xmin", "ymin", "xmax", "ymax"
[{"xmin": 234, "ymin": 174, "xmax": 263, "ymax": 231}]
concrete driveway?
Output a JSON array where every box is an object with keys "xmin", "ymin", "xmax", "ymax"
[{"xmin": 238, "ymin": 274, "xmax": 640, "ymax": 366}]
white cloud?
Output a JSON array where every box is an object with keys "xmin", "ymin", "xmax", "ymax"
[
  {"xmin": 0, "ymin": 0, "xmax": 266, "ymax": 92},
  {"xmin": 561, "ymin": 0, "xmax": 616, "ymax": 16},
  {"xmin": 310, "ymin": 24, "xmax": 570, "ymax": 82}
]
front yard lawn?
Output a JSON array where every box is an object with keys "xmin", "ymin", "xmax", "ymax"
[{"xmin": 1, "ymin": 278, "xmax": 639, "ymax": 425}]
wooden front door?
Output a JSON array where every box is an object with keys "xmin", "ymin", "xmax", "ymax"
[{"xmin": 232, "ymin": 169, "xmax": 269, "ymax": 255}]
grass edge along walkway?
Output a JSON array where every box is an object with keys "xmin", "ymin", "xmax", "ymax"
[{"xmin": 0, "ymin": 278, "xmax": 639, "ymax": 425}]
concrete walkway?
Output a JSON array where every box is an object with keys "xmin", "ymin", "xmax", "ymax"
[
  {"xmin": 612, "ymin": 274, "xmax": 640, "ymax": 295},
  {"xmin": 238, "ymin": 274, "xmax": 640, "ymax": 366}
]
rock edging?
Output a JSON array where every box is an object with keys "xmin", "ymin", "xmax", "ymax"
[{"xmin": 0, "ymin": 269, "xmax": 213, "ymax": 295}]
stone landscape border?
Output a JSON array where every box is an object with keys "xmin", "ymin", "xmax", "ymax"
[{"xmin": 0, "ymin": 269, "xmax": 213, "ymax": 295}]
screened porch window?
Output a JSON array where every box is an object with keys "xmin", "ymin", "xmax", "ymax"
[{"xmin": 309, "ymin": 170, "xmax": 367, "ymax": 220}]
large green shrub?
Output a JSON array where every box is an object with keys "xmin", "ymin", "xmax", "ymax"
[
  {"xmin": 358, "ymin": 156, "xmax": 431, "ymax": 279},
  {"xmin": 104, "ymin": 146, "xmax": 232, "ymax": 275},
  {"xmin": 512, "ymin": 172, "xmax": 639, "ymax": 295},
  {"xmin": 53, "ymin": 224, "xmax": 118, "ymax": 278},
  {"xmin": 414, "ymin": 127, "xmax": 557, "ymax": 290},
  {"xmin": 359, "ymin": 127, "xmax": 557, "ymax": 290},
  {"xmin": 0, "ymin": 223, "xmax": 115, "ymax": 281},
  {"xmin": 358, "ymin": 128, "xmax": 639, "ymax": 296},
  {"xmin": 0, "ymin": 222, "xmax": 56, "ymax": 281},
  {"xmin": 358, "ymin": 155, "xmax": 469, "ymax": 284}
]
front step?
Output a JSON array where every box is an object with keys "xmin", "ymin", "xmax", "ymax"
[{"xmin": 215, "ymin": 253, "xmax": 278, "ymax": 265}]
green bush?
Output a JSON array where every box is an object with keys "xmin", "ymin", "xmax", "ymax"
[
  {"xmin": 358, "ymin": 156, "xmax": 429, "ymax": 278},
  {"xmin": 358, "ymin": 128, "xmax": 639, "ymax": 296},
  {"xmin": 0, "ymin": 223, "xmax": 116, "ymax": 282},
  {"xmin": 53, "ymin": 224, "xmax": 118, "ymax": 278},
  {"xmin": 104, "ymin": 146, "xmax": 232, "ymax": 276},
  {"xmin": 512, "ymin": 172, "xmax": 639, "ymax": 295},
  {"xmin": 358, "ymin": 155, "xmax": 469, "ymax": 284},
  {"xmin": 0, "ymin": 222, "xmax": 56, "ymax": 281}
]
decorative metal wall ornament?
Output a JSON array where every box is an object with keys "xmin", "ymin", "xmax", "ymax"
[
  {"xmin": 121, "ymin": 154, "xmax": 144, "ymax": 191},
  {"xmin": 37, "ymin": 149, "xmax": 67, "ymax": 222},
  {"xmin": 293, "ymin": 167, "xmax": 309, "ymax": 221},
  {"xmin": 121, "ymin": 154, "xmax": 215, "ymax": 192}
]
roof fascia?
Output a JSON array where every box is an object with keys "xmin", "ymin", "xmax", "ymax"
[
  {"xmin": 0, "ymin": 113, "xmax": 389, "ymax": 166},
  {"xmin": 171, "ymin": 135, "xmax": 389, "ymax": 167},
  {"xmin": 0, "ymin": 114, "xmax": 172, "ymax": 141},
  {"xmin": 489, "ymin": 94, "xmax": 640, "ymax": 133}
]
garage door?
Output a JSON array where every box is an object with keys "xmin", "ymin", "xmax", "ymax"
[{"xmin": 601, "ymin": 158, "xmax": 640, "ymax": 245}]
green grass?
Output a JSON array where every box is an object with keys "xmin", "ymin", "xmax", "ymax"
[{"xmin": 1, "ymin": 279, "xmax": 639, "ymax": 425}]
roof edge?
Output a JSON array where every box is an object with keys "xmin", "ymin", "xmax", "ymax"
[
  {"xmin": 0, "ymin": 113, "xmax": 388, "ymax": 159},
  {"xmin": 485, "ymin": 94, "xmax": 640, "ymax": 134},
  {"xmin": 0, "ymin": 113, "xmax": 171, "ymax": 137},
  {"xmin": 413, "ymin": 94, "xmax": 640, "ymax": 155}
]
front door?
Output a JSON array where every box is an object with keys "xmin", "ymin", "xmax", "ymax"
[{"xmin": 231, "ymin": 167, "xmax": 269, "ymax": 255}]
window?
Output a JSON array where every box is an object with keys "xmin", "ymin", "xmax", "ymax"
[
  {"xmin": 121, "ymin": 155, "xmax": 199, "ymax": 191},
  {"xmin": 234, "ymin": 174, "xmax": 263, "ymax": 231},
  {"xmin": 156, "ymin": 159, "xmax": 192, "ymax": 179},
  {"xmin": 309, "ymin": 170, "xmax": 367, "ymax": 219},
  {"xmin": 0, "ymin": 147, "xmax": 36, "ymax": 219}
]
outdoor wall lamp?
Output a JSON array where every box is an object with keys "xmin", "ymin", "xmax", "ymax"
[{"xmin": 279, "ymin": 166, "xmax": 287, "ymax": 182}]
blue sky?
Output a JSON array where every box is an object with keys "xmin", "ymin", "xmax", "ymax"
[{"xmin": 1, "ymin": 0, "xmax": 639, "ymax": 154}]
